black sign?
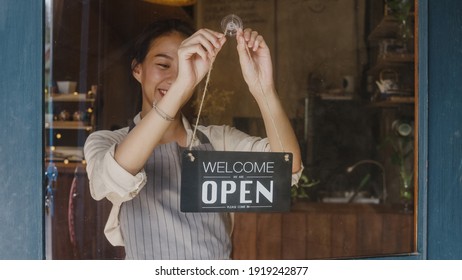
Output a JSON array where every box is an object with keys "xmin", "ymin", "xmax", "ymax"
[{"xmin": 180, "ymin": 150, "xmax": 293, "ymax": 212}]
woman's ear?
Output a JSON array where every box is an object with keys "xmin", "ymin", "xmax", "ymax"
[{"xmin": 132, "ymin": 60, "xmax": 142, "ymax": 83}]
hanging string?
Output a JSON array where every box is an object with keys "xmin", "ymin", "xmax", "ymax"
[
  {"xmin": 188, "ymin": 24, "xmax": 226, "ymax": 151},
  {"xmin": 188, "ymin": 59, "xmax": 214, "ymax": 151}
]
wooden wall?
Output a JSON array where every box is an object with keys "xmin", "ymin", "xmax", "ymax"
[{"xmin": 232, "ymin": 202, "xmax": 414, "ymax": 259}]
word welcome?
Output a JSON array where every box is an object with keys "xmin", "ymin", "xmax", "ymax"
[{"xmin": 202, "ymin": 161, "xmax": 275, "ymax": 174}]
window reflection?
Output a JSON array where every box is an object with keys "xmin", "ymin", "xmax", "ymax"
[{"xmin": 44, "ymin": 0, "xmax": 416, "ymax": 259}]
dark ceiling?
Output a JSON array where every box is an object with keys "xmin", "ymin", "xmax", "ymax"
[{"xmin": 101, "ymin": 0, "xmax": 193, "ymax": 42}]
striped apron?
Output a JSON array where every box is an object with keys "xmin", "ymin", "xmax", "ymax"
[{"xmin": 119, "ymin": 127, "xmax": 232, "ymax": 259}]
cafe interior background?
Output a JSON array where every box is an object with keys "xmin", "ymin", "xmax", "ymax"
[{"xmin": 44, "ymin": 0, "xmax": 417, "ymax": 259}]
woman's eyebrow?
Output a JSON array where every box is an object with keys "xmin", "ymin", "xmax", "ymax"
[{"xmin": 154, "ymin": 53, "xmax": 173, "ymax": 60}]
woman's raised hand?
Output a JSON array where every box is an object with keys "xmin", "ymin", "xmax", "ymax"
[
  {"xmin": 176, "ymin": 29, "xmax": 226, "ymax": 91},
  {"xmin": 236, "ymin": 28, "xmax": 275, "ymax": 95}
]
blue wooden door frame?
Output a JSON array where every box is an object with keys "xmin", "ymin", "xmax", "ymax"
[
  {"xmin": 426, "ymin": 0, "xmax": 462, "ymax": 259},
  {"xmin": 1, "ymin": 0, "xmax": 461, "ymax": 260},
  {"xmin": 0, "ymin": 0, "xmax": 44, "ymax": 259},
  {"xmin": 416, "ymin": 0, "xmax": 429, "ymax": 260}
]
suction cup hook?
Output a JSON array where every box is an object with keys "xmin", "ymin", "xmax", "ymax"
[{"xmin": 221, "ymin": 14, "xmax": 243, "ymax": 36}]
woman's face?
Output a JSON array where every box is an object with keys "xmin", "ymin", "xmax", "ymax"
[{"xmin": 132, "ymin": 31, "xmax": 186, "ymax": 117}]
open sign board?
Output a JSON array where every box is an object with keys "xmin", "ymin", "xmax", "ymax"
[{"xmin": 180, "ymin": 150, "xmax": 293, "ymax": 212}]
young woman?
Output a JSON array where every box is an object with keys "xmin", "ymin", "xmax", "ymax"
[{"xmin": 84, "ymin": 18, "xmax": 302, "ymax": 259}]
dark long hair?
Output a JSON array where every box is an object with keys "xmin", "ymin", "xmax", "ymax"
[{"xmin": 130, "ymin": 19, "xmax": 195, "ymax": 70}]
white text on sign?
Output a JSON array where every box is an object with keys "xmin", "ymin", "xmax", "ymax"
[{"xmin": 202, "ymin": 180, "xmax": 273, "ymax": 204}]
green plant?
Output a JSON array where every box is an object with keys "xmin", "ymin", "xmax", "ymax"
[
  {"xmin": 386, "ymin": 0, "xmax": 414, "ymax": 41},
  {"xmin": 291, "ymin": 171, "xmax": 320, "ymax": 199},
  {"xmin": 381, "ymin": 120, "xmax": 414, "ymax": 202},
  {"xmin": 387, "ymin": 0, "xmax": 412, "ymax": 15}
]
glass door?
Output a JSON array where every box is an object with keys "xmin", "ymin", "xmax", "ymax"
[{"xmin": 44, "ymin": 0, "xmax": 417, "ymax": 259}]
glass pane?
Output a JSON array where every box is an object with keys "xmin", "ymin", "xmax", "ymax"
[{"xmin": 44, "ymin": 0, "xmax": 416, "ymax": 259}]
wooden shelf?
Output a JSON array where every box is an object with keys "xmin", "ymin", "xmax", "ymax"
[
  {"xmin": 368, "ymin": 16, "xmax": 401, "ymax": 41},
  {"xmin": 317, "ymin": 93, "xmax": 355, "ymax": 101},
  {"xmin": 378, "ymin": 52, "xmax": 414, "ymax": 63},
  {"xmin": 46, "ymin": 93, "xmax": 95, "ymax": 102},
  {"xmin": 45, "ymin": 146, "xmax": 84, "ymax": 162},
  {"xmin": 45, "ymin": 121, "xmax": 93, "ymax": 130},
  {"xmin": 368, "ymin": 14, "xmax": 414, "ymax": 41},
  {"xmin": 369, "ymin": 53, "xmax": 415, "ymax": 74},
  {"xmin": 367, "ymin": 13, "xmax": 415, "ymax": 109},
  {"xmin": 368, "ymin": 97, "xmax": 415, "ymax": 108}
]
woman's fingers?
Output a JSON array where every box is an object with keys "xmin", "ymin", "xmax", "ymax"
[
  {"xmin": 235, "ymin": 27, "xmax": 274, "ymax": 93},
  {"xmin": 179, "ymin": 42, "xmax": 209, "ymax": 62},
  {"xmin": 182, "ymin": 29, "xmax": 226, "ymax": 59},
  {"xmin": 241, "ymin": 28, "xmax": 265, "ymax": 51},
  {"xmin": 176, "ymin": 28, "xmax": 227, "ymax": 88}
]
